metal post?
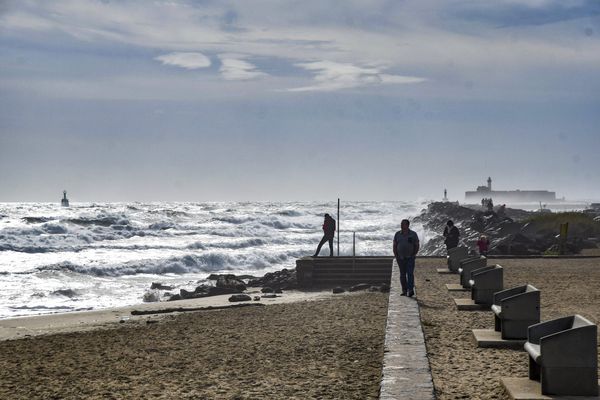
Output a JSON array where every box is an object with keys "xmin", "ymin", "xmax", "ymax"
[
  {"xmin": 353, "ymin": 231, "xmax": 356, "ymax": 257},
  {"xmin": 337, "ymin": 198, "xmax": 340, "ymax": 256}
]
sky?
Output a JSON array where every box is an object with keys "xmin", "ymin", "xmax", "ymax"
[{"xmin": 1, "ymin": 0, "xmax": 599, "ymax": 202}]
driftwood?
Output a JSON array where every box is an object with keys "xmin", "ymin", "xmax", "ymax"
[{"xmin": 130, "ymin": 303, "xmax": 264, "ymax": 316}]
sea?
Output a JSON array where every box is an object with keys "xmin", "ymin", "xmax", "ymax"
[{"xmin": 0, "ymin": 201, "xmax": 429, "ymax": 319}]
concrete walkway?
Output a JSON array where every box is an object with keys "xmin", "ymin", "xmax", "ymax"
[{"xmin": 380, "ymin": 259, "xmax": 435, "ymax": 399}]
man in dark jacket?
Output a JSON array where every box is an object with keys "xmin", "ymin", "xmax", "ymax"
[
  {"xmin": 393, "ymin": 219, "xmax": 420, "ymax": 297},
  {"xmin": 313, "ymin": 213, "xmax": 336, "ymax": 257},
  {"xmin": 443, "ymin": 220, "xmax": 460, "ymax": 250}
]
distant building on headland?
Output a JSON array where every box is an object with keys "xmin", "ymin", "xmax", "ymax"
[{"xmin": 465, "ymin": 177, "xmax": 557, "ymax": 203}]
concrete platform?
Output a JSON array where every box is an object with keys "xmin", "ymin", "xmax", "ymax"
[
  {"xmin": 446, "ymin": 283, "xmax": 467, "ymax": 292},
  {"xmin": 472, "ymin": 329, "xmax": 525, "ymax": 349},
  {"xmin": 454, "ymin": 298, "xmax": 490, "ymax": 311},
  {"xmin": 436, "ymin": 268, "xmax": 456, "ymax": 274},
  {"xmin": 380, "ymin": 259, "xmax": 435, "ymax": 400},
  {"xmin": 502, "ymin": 377, "xmax": 600, "ymax": 399}
]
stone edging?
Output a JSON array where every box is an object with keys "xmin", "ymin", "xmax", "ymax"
[{"xmin": 380, "ymin": 259, "xmax": 435, "ymax": 399}]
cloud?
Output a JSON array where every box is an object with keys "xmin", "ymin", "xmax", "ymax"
[
  {"xmin": 218, "ymin": 56, "xmax": 267, "ymax": 80},
  {"xmin": 287, "ymin": 61, "xmax": 426, "ymax": 92},
  {"xmin": 155, "ymin": 52, "xmax": 211, "ymax": 70}
]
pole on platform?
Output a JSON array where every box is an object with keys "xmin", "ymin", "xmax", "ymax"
[
  {"xmin": 352, "ymin": 231, "xmax": 356, "ymax": 272},
  {"xmin": 337, "ymin": 198, "xmax": 340, "ymax": 256}
]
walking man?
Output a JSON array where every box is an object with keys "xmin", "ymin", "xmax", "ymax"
[
  {"xmin": 313, "ymin": 213, "xmax": 336, "ymax": 257},
  {"xmin": 393, "ymin": 219, "xmax": 420, "ymax": 297}
]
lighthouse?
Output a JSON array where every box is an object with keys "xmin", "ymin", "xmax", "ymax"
[{"xmin": 61, "ymin": 190, "xmax": 70, "ymax": 207}]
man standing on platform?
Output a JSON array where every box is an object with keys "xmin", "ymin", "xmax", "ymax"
[
  {"xmin": 393, "ymin": 219, "xmax": 420, "ymax": 297},
  {"xmin": 313, "ymin": 213, "xmax": 336, "ymax": 257}
]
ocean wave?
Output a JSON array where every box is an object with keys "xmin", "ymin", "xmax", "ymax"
[
  {"xmin": 31, "ymin": 250, "xmax": 300, "ymax": 277},
  {"xmin": 22, "ymin": 216, "xmax": 54, "ymax": 224},
  {"xmin": 63, "ymin": 214, "xmax": 130, "ymax": 227},
  {"xmin": 276, "ymin": 209, "xmax": 303, "ymax": 217}
]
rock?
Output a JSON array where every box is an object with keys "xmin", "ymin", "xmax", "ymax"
[
  {"xmin": 229, "ymin": 294, "xmax": 252, "ymax": 302},
  {"xmin": 216, "ymin": 275, "xmax": 246, "ymax": 292},
  {"xmin": 349, "ymin": 283, "xmax": 371, "ymax": 292},
  {"xmin": 261, "ymin": 287, "xmax": 274, "ymax": 293},
  {"xmin": 274, "ymin": 288, "xmax": 283, "ymax": 294},
  {"xmin": 208, "ymin": 286, "xmax": 239, "ymax": 296},
  {"xmin": 179, "ymin": 288, "xmax": 206, "ymax": 300},
  {"xmin": 379, "ymin": 283, "xmax": 390, "ymax": 293},
  {"xmin": 261, "ymin": 294, "xmax": 277, "ymax": 298},
  {"xmin": 253, "ymin": 296, "xmax": 261, "ymax": 301},
  {"xmin": 143, "ymin": 291, "xmax": 160, "ymax": 303},
  {"xmin": 51, "ymin": 289, "xmax": 79, "ymax": 298},
  {"xmin": 168, "ymin": 294, "xmax": 182, "ymax": 301},
  {"xmin": 248, "ymin": 268, "xmax": 298, "ymax": 290},
  {"xmin": 207, "ymin": 273, "xmax": 256, "ymax": 281},
  {"xmin": 369, "ymin": 286, "xmax": 380, "ymax": 292},
  {"xmin": 194, "ymin": 285, "xmax": 211, "ymax": 293},
  {"xmin": 332, "ymin": 287, "xmax": 345, "ymax": 294},
  {"xmin": 150, "ymin": 282, "xmax": 173, "ymax": 290}
]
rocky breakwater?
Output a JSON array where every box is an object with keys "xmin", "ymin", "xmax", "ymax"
[
  {"xmin": 143, "ymin": 269, "xmax": 299, "ymax": 303},
  {"xmin": 416, "ymin": 202, "xmax": 600, "ymax": 256}
]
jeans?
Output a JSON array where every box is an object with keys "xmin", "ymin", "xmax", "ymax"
[
  {"xmin": 396, "ymin": 256, "xmax": 415, "ymax": 293},
  {"xmin": 314, "ymin": 235, "xmax": 334, "ymax": 256}
]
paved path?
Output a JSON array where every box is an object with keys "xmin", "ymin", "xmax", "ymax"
[{"xmin": 380, "ymin": 259, "xmax": 435, "ymax": 399}]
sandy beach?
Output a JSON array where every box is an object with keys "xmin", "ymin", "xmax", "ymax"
[
  {"xmin": 0, "ymin": 292, "xmax": 388, "ymax": 399},
  {"xmin": 415, "ymin": 258, "xmax": 600, "ymax": 400}
]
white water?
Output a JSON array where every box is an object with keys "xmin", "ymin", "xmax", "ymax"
[{"xmin": 0, "ymin": 201, "xmax": 428, "ymax": 319}]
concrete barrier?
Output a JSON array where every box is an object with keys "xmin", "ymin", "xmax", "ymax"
[{"xmin": 296, "ymin": 256, "xmax": 393, "ymax": 287}]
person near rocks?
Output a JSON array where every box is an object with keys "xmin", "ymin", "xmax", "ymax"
[
  {"xmin": 393, "ymin": 219, "xmax": 420, "ymax": 297},
  {"xmin": 498, "ymin": 204, "xmax": 506, "ymax": 216},
  {"xmin": 313, "ymin": 213, "xmax": 336, "ymax": 257},
  {"xmin": 477, "ymin": 234, "xmax": 490, "ymax": 256},
  {"xmin": 443, "ymin": 220, "xmax": 460, "ymax": 250}
]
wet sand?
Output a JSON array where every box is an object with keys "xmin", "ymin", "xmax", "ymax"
[
  {"xmin": 0, "ymin": 292, "xmax": 388, "ymax": 399},
  {"xmin": 415, "ymin": 258, "xmax": 600, "ymax": 400}
]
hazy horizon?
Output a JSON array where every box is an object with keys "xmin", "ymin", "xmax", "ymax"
[{"xmin": 1, "ymin": 1, "xmax": 599, "ymax": 202}]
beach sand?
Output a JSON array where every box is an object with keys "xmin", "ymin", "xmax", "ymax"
[
  {"xmin": 415, "ymin": 258, "xmax": 600, "ymax": 400},
  {"xmin": 0, "ymin": 292, "xmax": 388, "ymax": 399}
]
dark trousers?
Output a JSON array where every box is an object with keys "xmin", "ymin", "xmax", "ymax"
[
  {"xmin": 396, "ymin": 256, "xmax": 416, "ymax": 293},
  {"xmin": 315, "ymin": 235, "xmax": 334, "ymax": 256}
]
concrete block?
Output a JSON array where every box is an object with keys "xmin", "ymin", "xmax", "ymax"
[
  {"xmin": 472, "ymin": 329, "xmax": 526, "ymax": 349},
  {"xmin": 454, "ymin": 298, "xmax": 490, "ymax": 311},
  {"xmin": 437, "ymin": 268, "xmax": 456, "ymax": 274},
  {"xmin": 446, "ymin": 283, "xmax": 467, "ymax": 292},
  {"xmin": 501, "ymin": 377, "xmax": 600, "ymax": 399}
]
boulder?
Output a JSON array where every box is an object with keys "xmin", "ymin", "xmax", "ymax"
[
  {"xmin": 248, "ymin": 268, "xmax": 298, "ymax": 290},
  {"xmin": 208, "ymin": 286, "xmax": 239, "ymax": 296},
  {"xmin": 349, "ymin": 283, "xmax": 371, "ymax": 292},
  {"xmin": 332, "ymin": 287, "xmax": 345, "ymax": 294},
  {"xmin": 179, "ymin": 288, "xmax": 206, "ymax": 300},
  {"xmin": 150, "ymin": 282, "xmax": 173, "ymax": 290},
  {"xmin": 261, "ymin": 287, "xmax": 274, "ymax": 294},
  {"xmin": 229, "ymin": 294, "xmax": 252, "ymax": 302},
  {"xmin": 143, "ymin": 291, "xmax": 160, "ymax": 303},
  {"xmin": 216, "ymin": 275, "xmax": 246, "ymax": 292}
]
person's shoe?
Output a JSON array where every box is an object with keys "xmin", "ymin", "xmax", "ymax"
[
  {"xmin": 408, "ymin": 290, "xmax": 415, "ymax": 297},
  {"xmin": 312, "ymin": 254, "xmax": 318, "ymax": 257},
  {"xmin": 400, "ymin": 292, "xmax": 407, "ymax": 296}
]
